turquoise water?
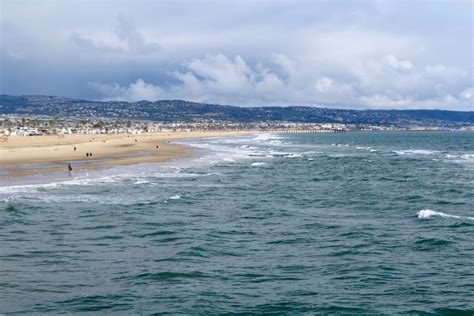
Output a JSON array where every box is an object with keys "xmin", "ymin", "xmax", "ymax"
[{"xmin": 1, "ymin": 131, "xmax": 473, "ymax": 314}]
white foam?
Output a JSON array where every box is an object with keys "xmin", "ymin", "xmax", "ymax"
[
  {"xmin": 181, "ymin": 138, "xmax": 271, "ymax": 166},
  {"xmin": 395, "ymin": 149, "xmax": 436, "ymax": 155},
  {"xmin": 205, "ymin": 172, "xmax": 222, "ymax": 176},
  {"xmin": 269, "ymin": 151, "xmax": 292, "ymax": 157},
  {"xmin": 444, "ymin": 152, "xmax": 474, "ymax": 167},
  {"xmin": 134, "ymin": 179, "xmax": 150, "ymax": 185},
  {"xmin": 461, "ymin": 154, "xmax": 474, "ymax": 161},
  {"xmin": 169, "ymin": 194, "xmax": 181, "ymax": 200},
  {"xmin": 2, "ymin": 195, "xmax": 16, "ymax": 203},
  {"xmin": 284, "ymin": 153, "xmax": 303, "ymax": 158},
  {"xmin": 417, "ymin": 209, "xmax": 474, "ymax": 220},
  {"xmin": 253, "ymin": 134, "xmax": 284, "ymax": 141},
  {"xmin": 251, "ymin": 162, "xmax": 267, "ymax": 166}
]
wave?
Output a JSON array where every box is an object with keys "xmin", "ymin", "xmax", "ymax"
[
  {"xmin": 169, "ymin": 194, "xmax": 181, "ymax": 200},
  {"xmin": 417, "ymin": 209, "xmax": 474, "ymax": 221},
  {"xmin": 133, "ymin": 179, "xmax": 150, "ymax": 185},
  {"xmin": 251, "ymin": 162, "xmax": 267, "ymax": 166},
  {"xmin": 252, "ymin": 134, "xmax": 284, "ymax": 141},
  {"xmin": 182, "ymin": 140, "xmax": 269, "ymax": 165},
  {"xmin": 445, "ymin": 153, "xmax": 474, "ymax": 166},
  {"xmin": 395, "ymin": 149, "xmax": 437, "ymax": 156},
  {"xmin": 284, "ymin": 153, "xmax": 303, "ymax": 158},
  {"xmin": 269, "ymin": 151, "xmax": 292, "ymax": 157}
]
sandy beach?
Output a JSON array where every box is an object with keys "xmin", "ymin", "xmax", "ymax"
[{"xmin": 0, "ymin": 131, "xmax": 258, "ymax": 177}]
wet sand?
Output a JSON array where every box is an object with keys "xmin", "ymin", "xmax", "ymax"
[{"xmin": 0, "ymin": 131, "xmax": 258, "ymax": 177}]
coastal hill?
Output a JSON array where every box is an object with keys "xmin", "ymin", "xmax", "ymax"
[{"xmin": 0, "ymin": 95, "xmax": 472, "ymax": 127}]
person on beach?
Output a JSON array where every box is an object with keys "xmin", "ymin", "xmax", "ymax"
[
  {"xmin": 68, "ymin": 163, "xmax": 73, "ymax": 176},
  {"xmin": 90, "ymin": 153, "xmax": 93, "ymax": 157},
  {"xmin": 86, "ymin": 153, "xmax": 89, "ymax": 158},
  {"xmin": 74, "ymin": 146, "xmax": 76, "ymax": 151}
]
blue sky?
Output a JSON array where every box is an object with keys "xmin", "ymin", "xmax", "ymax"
[{"xmin": 1, "ymin": 0, "xmax": 472, "ymax": 110}]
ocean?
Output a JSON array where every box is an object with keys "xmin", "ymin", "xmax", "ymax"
[{"xmin": 1, "ymin": 131, "xmax": 473, "ymax": 314}]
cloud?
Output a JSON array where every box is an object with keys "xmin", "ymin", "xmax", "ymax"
[
  {"xmin": 71, "ymin": 16, "xmax": 160, "ymax": 55},
  {"xmin": 91, "ymin": 53, "xmax": 472, "ymax": 109},
  {"xmin": 460, "ymin": 88, "xmax": 473, "ymax": 100},
  {"xmin": 384, "ymin": 54, "xmax": 413, "ymax": 71},
  {"xmin": 91, "ymin": 54, "xmax": 287, "ymax": 104},
  {"xmin": 314, "ymin": 77, "xmax": 333, "ymax": 92},
  {"xmin": 90, "ymin": 79, "xmax": 164, "ymax": 102},
  {"xmin": 1, "ymin": 1, "xmax": 472, "ymax": 110}
]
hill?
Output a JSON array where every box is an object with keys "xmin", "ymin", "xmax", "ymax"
[{"xmin": 0, "ymin": 95, "xmax": 472, "ymax": 127}]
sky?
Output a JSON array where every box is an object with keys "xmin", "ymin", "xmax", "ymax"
[{"xmin": 0, "ymin": 0, "xmax": 473, "ymax": 110}]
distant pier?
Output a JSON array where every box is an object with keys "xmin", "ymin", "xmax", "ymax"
[{"xmin": 266, "ymin": 129, "xmax": 346, "ymax": 134}]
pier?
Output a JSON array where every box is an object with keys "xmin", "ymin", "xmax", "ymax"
[{"xmin": 266, "ymin": 129, "xmax": 346, "ymax": 134}]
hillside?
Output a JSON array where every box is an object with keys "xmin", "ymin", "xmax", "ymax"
[{"xmin": 0, "ymin": 95, "xmax": 472, "ymax": 127}]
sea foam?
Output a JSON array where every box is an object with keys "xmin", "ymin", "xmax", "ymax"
[
  {"xmin": 395, "ymin": 149, "xmax": 436, "ymax": 155},
  {"xmin": 417, "ymin": 209, "xmax": 474, "ymax": 221}
]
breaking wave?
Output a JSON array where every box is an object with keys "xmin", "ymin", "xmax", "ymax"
[
  {"xmin": 395, "ymin": 149, "xmax": 437, "ymax": 156},
  {"xmin": 417, "ymin": 209, "xmax": 474, "ymax": 221}
]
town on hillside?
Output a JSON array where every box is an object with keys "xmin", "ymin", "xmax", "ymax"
[{"xmin": 1, "ymin": 115, "xmax": 469, "ymax": 139}]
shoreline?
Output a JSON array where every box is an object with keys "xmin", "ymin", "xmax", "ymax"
[{"xmin": 0, "ymin": 131, "xmax": 260, "ymax": 178}]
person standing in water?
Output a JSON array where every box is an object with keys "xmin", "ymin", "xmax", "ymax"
[{"xmin": 68, "ymin": 163, "xmax": 73, "ymax": 176}]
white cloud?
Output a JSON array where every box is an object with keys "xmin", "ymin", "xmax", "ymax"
[
  {"xmin": 314, "ymin": 77, "xmax": 333, "ymax": 92},
  {"xmin": 90, "ymin": 53, "xmax": 472, "ymax": 110},
  {"xmin": 91, "ymin": 54, "xmax": 290, "ymax": 104},
  {"xmin": 384, "ymin": 54, "xmax": 413, "ymax": 71},
  {"xmin": 460, "ymin": 88, "xmax": 474, "ymax": 100},
  {"xmin": 71, "ymin": 16, "xmax": 160, "ymax": 55},
  {"xmin": 90, "ymin": 79, "xmax": 164, "ymax": 101}
]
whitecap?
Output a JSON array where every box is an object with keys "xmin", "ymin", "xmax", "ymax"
[
  {"xmin": 417, "ymin": 209, "xmax": 474, "ymax": 221},
  {"xmin": 134, "ymin": 180, "xmax": 150, "ymax": 185},
  {"xmin": 251, "ymin": 162, "xmax": 267, "ymax": 166},
  {"xmin": 270, "ymin": 151, "xmax": 291, "ymax": 157},
  {"xmin": 205, "ymin": 172, "xmax": 222, "ymax": 176},
  {"xmin": 284, "ymin": 153, "xmax": 303, "ymax": 158},
  {"xmin": 395, "ymin": 149, "xmax": 436, "ymax": 155},
  {"xmin": 2, "ymin": 195, "xmax": 16, "ymax": 203},
  {"xmin": 169, "ymin": 194, "xmax": 181, "ymax": 200},
  {"xmin": 253, "ymin": 134, "xmax": 284, "ymax": 141}
]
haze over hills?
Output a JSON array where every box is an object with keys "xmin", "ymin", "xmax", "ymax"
[{"xmin": 0, "ymin": 95, "xmax": 472, "ymax": 127}]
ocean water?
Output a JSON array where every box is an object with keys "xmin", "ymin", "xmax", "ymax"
[{"xmin": 1, "ymin": 131, "xmax": 473, "ymax": 314}]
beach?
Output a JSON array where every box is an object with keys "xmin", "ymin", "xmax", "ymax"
[{"xmin": 0, "ymin": 131, "xmax": 258, "ymax": 177}]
